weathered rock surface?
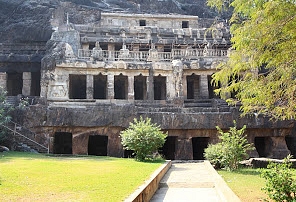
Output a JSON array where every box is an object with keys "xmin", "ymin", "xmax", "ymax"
[{"xmin": 0, "ymin": 0, "xmax": 229, "ymax": 43}]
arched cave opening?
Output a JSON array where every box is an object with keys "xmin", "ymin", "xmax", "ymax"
[
  {"xmin": 114, "ymin": 74, "xmax": 127, "ymax": 99},
  {"xmin": 285, "ymin": 136, "xmax": 296, "ymax": 157},
  {"xmin": 53, "ymin": 132, "xmax": 73, "ymax": 154},
  {"xmin": 254, "ymin": 137, "xmax": 269, "ymax": 157},
  {"xmin": 69, "ymin": 74, "xmax": 86, "ymax": 99},
  {"xmin": 186, "ymin": 74, "xmax": 200, "ymax": 99},
  {"xmin": 94, "ymin": 74, "xmax": 107, "ymax": 99},
  {"xmin": 134, "ymin": 75, "xmax": 147, "ymax": 100},
  {"xmin": 88, "ymin": 135, "xmax": 108, "ymax": 156},
  {"xmin": 7, "ymin": 72, "xmax": 23, "ymax": 96},
  {"xmin": 154, "ymin": 75, "xmax": 166, "ymax": 100},
  {"xmin": 192, "ymin": 137, "xmax": 209, "ymax": 160},
  {"xmin": 159, "ymin": 136, "xmax": 177, "ymax": 160}
]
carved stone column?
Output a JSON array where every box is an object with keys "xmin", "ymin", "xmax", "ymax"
[
  {"xmin": 268, "ymin": 136, "xmax": 291, "ymax": 159},
  {"xmin": 107, "ymin": 74, "xmax": 114, "ymax": 99},
  {"xmin": 86, "ymin": 74, "xmax": 94, "ymax": 99},
  {"xmin": 22, "ymin": 72, "xmax": 31, "ymax": 96},
  {"xmin": 175, "ymin": 138, "xmax": 193, "ymax": 160},
  {"xmin": 0, "ymin": 72, "xmax": 7, "ymax": 91},
  {"xmin": 182, "ymin": 75, "xmax": 187, "ymax": 99},
  {"xmin": 199, "ymin": 74, "xmax": 209, "ymax": 99},
  {"xmin": 147, "ymin": 66, "xmax": 154, "ymax": 100},
  {"xmin": 128, "ymin": 76, "xmax": 134, "ymax": 100}
]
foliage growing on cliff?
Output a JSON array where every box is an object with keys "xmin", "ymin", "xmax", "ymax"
[
  {"xmin": 204, "ymin": 121, "xmax": 254, "ymax": 170},
  {"xmin": 207, "ymin": 0, "xmax": 296, "ymax": 120},
  {"xmin": 261, "ymin": 155, "xmax": 296, "ymax": 202},
  {"xmin": 120, "ymin": 117, "xmax": 167, "ymax": 161}
]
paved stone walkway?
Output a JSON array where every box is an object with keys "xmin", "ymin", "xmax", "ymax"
[{"xmin": 150, "ymin": 161, "xmax": 241, "ymax": 202}]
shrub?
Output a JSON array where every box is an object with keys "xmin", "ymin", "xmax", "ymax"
[
  {"xmin": 204, "ymin": 120, "xmax": 254, "ymax": 170},
  {"xmin": 120, "ymin": 117, "xmax": 167, "ymax": 161},
  {"xmin": 261, "ymin": 155, "xmax": 296, "ymax": 202}
]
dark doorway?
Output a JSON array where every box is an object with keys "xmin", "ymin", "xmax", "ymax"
[
  {"xmin": 7, "ymin": 72, "xmax": 23, "ymax": 96},
  {"xmin": 182, "ymin": 21, "xmax": 189, "ymax": 28},
  {"xmin": 88, "ymin": 135, "xmax": 108, "ymax": 156},
  {"xmin": 254, "ymin": 137, "xmax": 268, "ymax": 157},
  {"xmin": 31, "ymin": 72, "xmax": 40, "ymax": 96},
  {"xmin": 69, "ymin": 75, "xmax": 86, "ymax": 99},
  {"xmin": 94, "ymin": 74, "xmax": 107, "ymax": 99},
  {"xmin": 160, "ymin": 136, "xmax": 177, "ymax": 160},
  {"xmin": 139, "ymin": 20, "xmax": 146, "ymax": 26},
  {"xmin": 208, "ymin": 75, "xmax": 220, "ymax": 99},
  {"xmin": 192, "ymin": 137, "xmax": 210, "ymax": 160},
  {"xmin": 123, "ymin": 150, "xmax": 135, "ymax": 158},
  {"xmin": 134, "ymin": 75, "xmax": 147, "ymax": 100},
  {"xmin": 53, "ymin": 132, "xmax": 72, "ymax": 154},
  {"xmin": 187, "ymin": 74, "xmax": 200, "ymax": 99},
  {"xmin": 154, "ymin": 76, "xmax": 166, "ymax": 100},
  {"xmin": 114, "ymin": 74, "xmax": 128, "ymax": 99},
  {"xmin": 285, "ymin": 136, "xmax": 296, "ymax": 156}
]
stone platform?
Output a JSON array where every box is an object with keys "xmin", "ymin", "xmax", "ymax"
[{"xmin": 150, "ymin": 161, "xmax": 241, "ymax": 202}]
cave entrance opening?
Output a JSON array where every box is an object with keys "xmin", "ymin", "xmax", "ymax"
[
  {"xmin": 94, "ymin": 74, "xmax": 107, "ymax": 99},
  {"xmin": 53, "ymin": 132, "xmax": 72, "ymax": 154},
  {"xmin": 160, "ymin": 136, "xmax": 177, "ymax": 160},
  {"xmin": 192, "ymin": 137, "xmax": 209, "ymax": 160},
  {"xmin": 285, "ymin": 136, "xmax": 296, "ymax": 156},
  {"xmin": 7, "ymin": 72, "xmax": 23, "ymax": 96},
  {"xmin": 69, "ymin": 74, "xmax": 86, "ymax": 99},
  {"xmin": 254, "ymin": 137, "xmax": 269, "ymax": 157},
  {"xmin": 134, "ymin": 75, "xmax": 147, "ymax": 100},
  {"xmin": 123, "ymin": 150, "xmax": 135, "ymax": 158},
  {"xmin": 154, "ymin": 75, "xmax": 166, "ymax": 100},
  {"xmin": 186, "ymin": 74, "xmax": 200, "ymax": 99},
  {"xmin": 88, "ymin": 135, "xmax": 108, "ymax": 156},
  {"xmin": 114, "ymin": 74, "xmax": 128, "ymax": 99},
  {"xmin": 31, "ymin": 72, "xmax": 40, "ymax": 96}
]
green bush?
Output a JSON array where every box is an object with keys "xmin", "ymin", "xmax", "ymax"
[
  {"xmin": 261, "ymin": 155, "xmax": 296, "ymax": 202},
  {"xmin": 204, "ymin": 121, "xmax": 254, "ymax": 170},
  {"xmin": 120, "ymin": 117, "xmax": 167, "ymax": 161}
]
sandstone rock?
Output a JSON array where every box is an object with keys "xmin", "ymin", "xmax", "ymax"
[{"xmin": 0, "ymin": 146, "xmax": 9, "ymax": 152}]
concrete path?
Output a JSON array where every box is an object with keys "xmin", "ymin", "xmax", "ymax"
[{"xmin": 150, "ymin": 161, "xmax": 241, "ymax": 202}]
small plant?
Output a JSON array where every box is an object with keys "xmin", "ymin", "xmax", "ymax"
[
  {"xmin": 204, "ymin": 120, "xmax": 254, "ymax": 170},
  {"xmin": 261, "ymin": 155, "xmax": 296, "ymax": 202},
  {"xmin": 120, "ymin": 117, "xmax": 167, "ymax": 161}
]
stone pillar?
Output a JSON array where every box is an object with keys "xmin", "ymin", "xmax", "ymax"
[
  {"xmin": 200, "ymin": 74, "xmax": 209, "ymax": 99},
  {"xmin": 147, "ymin": 66, "xmax": 154, "ymax": 100},
  {"xmin": 268, "ymin": 136, "xmax": 291, "ymax": 159},
  {"xmin": 128, "ymin": 76, "xmax": 134, "ymax": 100},
  {"xmin": 107, "ymin": 74, "xmax": 114, "ymax": 99},
  {"xmin": 166, "ymin": 75, "xmax": 174, "ymax": 100},
  {"xmin": 182, "ymin": 75, "xmax": 187, "ymax": 99},
  {"xmin": 22, "ymin": 72, "xmax": 31, "ymax": 96},
  {"xmin": 0, "ymin": 72, "xmax": 7, "ymax": 91},
  {"xmin": 86, "ymin": 74, "xmax": 94, "ymax": 99},
  {"xmin": 175, "ymin": 138, "xmax": 193, "ymax": 160}
]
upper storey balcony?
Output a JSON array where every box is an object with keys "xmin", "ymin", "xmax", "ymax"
[{"xmin": 76, "ymin": 48, "xmax": 229, "ymax": 62}]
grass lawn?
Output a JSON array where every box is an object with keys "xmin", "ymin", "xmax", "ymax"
[
  {"xmin": 220, "ymin": 167, "xmax": 296, "ymax": 201},
  {"xmin": 0, "ymin": 152, "xmax": 164, "ymax": 201}
]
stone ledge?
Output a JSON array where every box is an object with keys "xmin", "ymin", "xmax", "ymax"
[
  {"xmin": 124, "ymin": 160, "xmax": 172, "ymax": 202},
  {"xmin": 205, "ymin": 161, "xmax": 241, "ymax": 202}
]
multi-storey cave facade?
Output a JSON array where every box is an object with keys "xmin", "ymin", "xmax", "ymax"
[{"xmin": 0, "ymin": 11, "xmax": 295, "ymax": 159}]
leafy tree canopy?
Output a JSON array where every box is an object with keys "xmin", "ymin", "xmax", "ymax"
[{"xmin": 208, "ymin": 0, "xmax": 296, "ymax": 120}]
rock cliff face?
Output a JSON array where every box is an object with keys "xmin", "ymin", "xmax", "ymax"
[{"xmin": 0, "ymin": 0, "xmax": 228, "ymax": 43}]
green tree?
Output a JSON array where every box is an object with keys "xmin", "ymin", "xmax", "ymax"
[
  {"xmin": 204, "ymin": 121, "xmax": 254, "ymax": 170},
  {"xmin": 207, "ymin": 0, "xmax": 296, "ymax": 120},
  {"xmin": 261, "ymin": 155, "xmax": 296, "ymax": 202},
  {"xmin": 120, "ymin": 117, "xmax": 167, "ymax": 161},
  {"xmin": 0, "ymin": 87, "xmax": 12, "ymax": 143}
]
